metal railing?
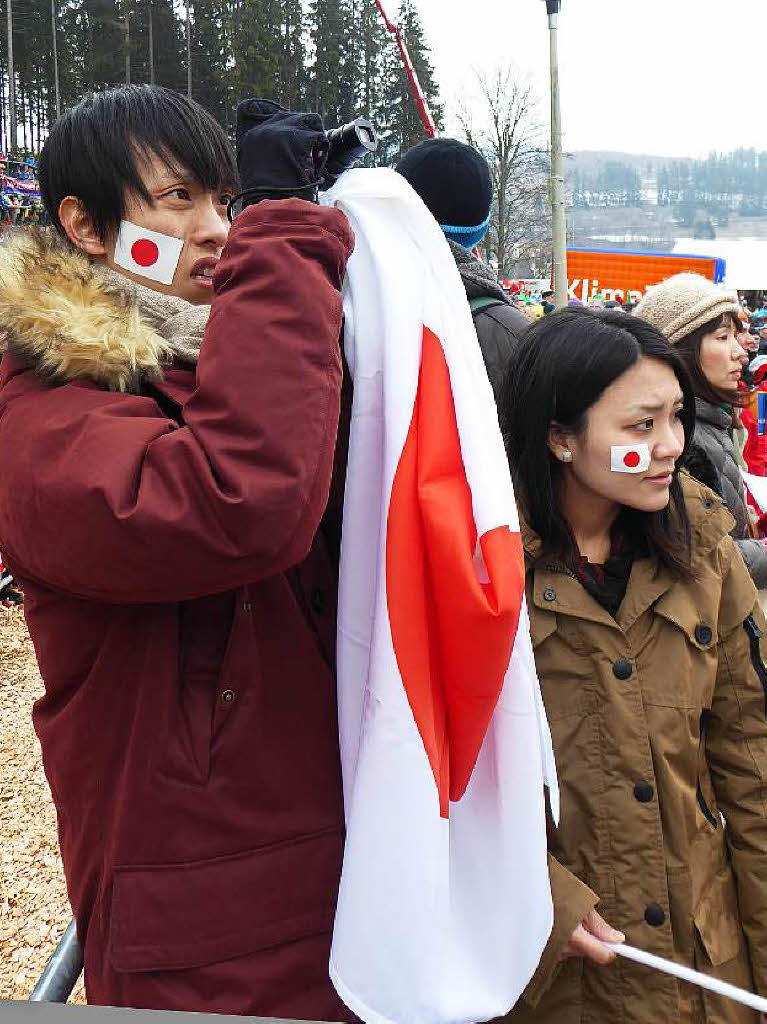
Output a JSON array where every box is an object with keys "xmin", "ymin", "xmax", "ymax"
[
  {"xmin": 26, "ymin": 922, "xmax": 331, "ymax": 1024},
  {"xmin": 29, "ymin": 920, "xmax": 83, "ymax": 1003},
  {"xmin": 27, "ymin": 920, "xmax": 339, "ymax": 1024}
]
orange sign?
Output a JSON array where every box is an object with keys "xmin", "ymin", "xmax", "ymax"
[{"xmin": 566, "ymin": 248, "xmax": 726, "ymax": 304}]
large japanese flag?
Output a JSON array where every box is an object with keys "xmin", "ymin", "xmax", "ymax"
[{"xmin": 321, "ymin": 170, "xmax": 559, "ymax": 1024}]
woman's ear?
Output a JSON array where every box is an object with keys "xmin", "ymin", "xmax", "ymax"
[
  {"xmin": 547, "ymin": 423, "xmax": 574, "ymax": 464},
  {"xmin": 58, "ymin": 196, "xmax": 107, "ymax": 257}
]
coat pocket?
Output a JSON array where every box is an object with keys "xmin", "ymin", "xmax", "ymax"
[
  {"xmin": 649, "ymin": 587, "xmax": 719, "ymax": 708},
  {"xmin": 697, "ymin": 712, "xmax": 719, "ymax": 831},
  {"xmin": 161, "ymin": 593, "xmax": 238, "ymax": 786},
  {"xmin": 108, "ymin": 826, "xmax": 343, "ymax": 973},
  {"xmin": 693, "ymin": 866, "xmax": 743, "ymax": 966},
  {"xmin": 696, "ymin": 780, "xmax": 719, "ymax": 830}
]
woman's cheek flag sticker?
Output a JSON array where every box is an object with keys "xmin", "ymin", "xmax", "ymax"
[
  {"xmin": 113, "ymin": 221, "xmax": 184, "ymax": 286},
  {"xmin": 611, "ymin": 443, "xmax": 651, "ymax": 473}
]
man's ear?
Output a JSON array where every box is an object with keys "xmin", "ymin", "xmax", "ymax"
[{"xmin": 58, "ymin": 196, "xmax": 107, "ymax": 257}]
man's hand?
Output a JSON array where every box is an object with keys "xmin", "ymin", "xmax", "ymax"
[
  {"xmin": 234, "ymin": 98, "xmax": 329, "ymax": 211},
  {"xmin": 559, "ymin": 908, "xmax": 625, "ymax": 966}
]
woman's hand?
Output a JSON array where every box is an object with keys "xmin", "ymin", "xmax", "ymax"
[{"xmin": 559, "ymin": 908, "xmax": 625, "ymax": 966}]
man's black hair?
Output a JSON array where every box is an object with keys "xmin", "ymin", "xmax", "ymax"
[{"xmin": 39, "ymin": 85, "xmax": 238, "ymax": 241}]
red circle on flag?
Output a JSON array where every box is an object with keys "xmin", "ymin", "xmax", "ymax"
[
  {"xmin": 131, "ymin": 238, "xmax": 159, "ymax": 267},
  {"xmin": 623, "ymin": 450, "xmax": 640, "ymax": 469}
]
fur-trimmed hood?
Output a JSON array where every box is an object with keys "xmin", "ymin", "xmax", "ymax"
[{"xmin": 0, "ymin": 230, "xmax": 188, "ymax": 393}]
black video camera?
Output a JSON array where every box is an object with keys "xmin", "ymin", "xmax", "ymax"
[
  {"xmin": 322, "ymin": 118, "xmax": 378, "ymax": 189},
  {"xmin": 230, "ymin": 99, "xmax": 379, "ymax": 218}
]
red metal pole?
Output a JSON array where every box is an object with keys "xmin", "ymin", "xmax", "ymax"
[{"xmin": 373, "ymin": 0, "xmax": 437, "ymax": 138}]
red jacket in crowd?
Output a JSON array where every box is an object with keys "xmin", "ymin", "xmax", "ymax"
[{"xmin": 0, "ymin": 201, "xmax": 356, "ymax": 1017}]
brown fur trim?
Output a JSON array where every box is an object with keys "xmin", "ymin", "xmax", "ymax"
[{"xmin": 0, "ymin": 230, "xmax": 172, "ymax": 393}]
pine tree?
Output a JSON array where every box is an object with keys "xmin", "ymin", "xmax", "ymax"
[
  {"xmin": 276, "ymin": 0, "xmax": 306, "ymax": 110},
  {"xmin": 191, "ymin": 0, "xmax": 232, "ymax": 129},
  {"xmin": 81, "ymin": 0, "xmax": 124, "ymax": 91},
  {"xmin": 148, "ymin": 0, "xmax": 185, "ymax": 93},
  {"xmin": 377, "ymin": 0, "xmax": 441, "ymax": 165},
  {"xmin": 57, "ymin": 1, "xmax": 91, "ymax": 109},
  {"xmin": 308, "ymin": 0, "xmax": 357, "ymax": 127},
  {"xmin": 357, "ymin": 0, "xmax": 388, "ymax": 132},
  {"xmin": 399, "ymin": 0, "xmax": 441, "ymax": 137},
  {"xmin": 232, "ymin": 0, "xmax": 281, "ymax": 105},
  {"xmin": 0, "ymin": 0, "xmax": 444, "ymax": 167},
  {"xmin": 4, "ymin": 0, "xmax": 46, "ymax": 150}
]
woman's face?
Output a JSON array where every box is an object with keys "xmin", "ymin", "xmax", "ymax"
[
  {"xmin": 699, "ymin": 318, "xmax": 747, "ymax": 390},
  {"xmin": 552, "ymin": 358, "xmax": 686, "ymax": 513}
]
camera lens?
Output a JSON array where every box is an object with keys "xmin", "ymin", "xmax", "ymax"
[{"xmin": 321, "ymin": 117, "xmax": 378, "ymax": 189}]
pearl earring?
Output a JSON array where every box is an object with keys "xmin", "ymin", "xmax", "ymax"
[{"xmin": 561, "ymin": 450, "xmax": 573, "ymax": 463}]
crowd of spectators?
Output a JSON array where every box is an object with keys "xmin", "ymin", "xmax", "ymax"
[{"xmin": 0, "ymin": 152, "xmax": 47, "ymax": 226}]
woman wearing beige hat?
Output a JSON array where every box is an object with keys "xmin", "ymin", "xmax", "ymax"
[{"xmin": 635, "ymin": 274, "xmax": 767, "ymax": 587}]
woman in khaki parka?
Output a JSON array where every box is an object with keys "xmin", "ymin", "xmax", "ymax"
[{"xmin": 498, "ymin": 309, "xmax": 767, "ymax": 1024}]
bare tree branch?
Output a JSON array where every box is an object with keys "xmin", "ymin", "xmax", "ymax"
[{"xmin": 457, "ymin": 62, "xmax": 551, "ymax": 278}]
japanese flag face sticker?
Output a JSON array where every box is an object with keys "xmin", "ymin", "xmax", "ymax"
[
  {"xmin": 611, "ymin": 443, "xmax": 651, "ymax": 474},
  {"xmin": 113, "ymin": 221, "xmax": 184, "ymax": 286}
]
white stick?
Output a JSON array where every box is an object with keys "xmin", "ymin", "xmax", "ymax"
[{"xmin": 605, "ymin": 943, "xmax": 767, "ymax": 1014}]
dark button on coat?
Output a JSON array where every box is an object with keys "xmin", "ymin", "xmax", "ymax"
[{"xmin": 633, "ymin": 781, "xmax": 654, "ymax": 803}]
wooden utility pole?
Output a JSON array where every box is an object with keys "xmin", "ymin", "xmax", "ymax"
[
  {"xmin": 544, "ymin": 0, "xmax": 568, "ymax": 309},
  {"xmin": 186, "ymin": 2, "xmax": 192, "ymax": 99},
  {"xmin": 51, "ymin": 0, "xmax": 60, "ymax": 119},
  {"xmin": 7, "ymin": 0, "xmax": 16, "ymax": 153},
  {"xmin": 148, "ymin": 1, "xmax": 154, "ymax": 85},
  {"xmin": 124, "ymin": 13, "xmax": 130, "ymax": 85}
]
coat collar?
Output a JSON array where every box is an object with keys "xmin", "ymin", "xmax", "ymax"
[
  {"xmin": 0, "ymin": 230, "xmax": 175, "ymax": 394},
  {"xmin": 695, "ymin": 397, "xmax": 731, "ymax": 430},
  {"xmin": 530, "ymin": 561, "xmax": 623, "ymax": 632},
  {"xmin": 523, "ymin": 471, "xmax": 734, "ymax": 630}
]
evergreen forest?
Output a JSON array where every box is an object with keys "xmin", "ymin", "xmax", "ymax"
[{"xmin": 0, "ymin": 0, "xmax": 443, "ymax": 163}]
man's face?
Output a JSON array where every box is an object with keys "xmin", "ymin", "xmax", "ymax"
[{"xmin": 104, "ymin": 150, "xmax": 233, "ymax": 305}]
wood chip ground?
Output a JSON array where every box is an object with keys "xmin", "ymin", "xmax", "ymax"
[{"xmin": 1, "ymin": 606, "xmax": 85, "ymax": 1003}]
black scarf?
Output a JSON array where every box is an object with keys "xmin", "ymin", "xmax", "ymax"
[{"xmin": 568, "ymin": 518, "xmax": 638, "ymax": 619}]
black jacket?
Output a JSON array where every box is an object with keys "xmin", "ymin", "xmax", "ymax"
[
  {"xmin": 471, "ymin": 300, "xmax": 531, "ymax": 398},
  {"xmin": 448, "ymin": 241, "xmax": 530, "ymax": 399}
]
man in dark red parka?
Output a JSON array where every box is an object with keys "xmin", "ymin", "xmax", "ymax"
[{"xmin": 0, "ymin": 86, "xmax": 355, "ymax": 1019}]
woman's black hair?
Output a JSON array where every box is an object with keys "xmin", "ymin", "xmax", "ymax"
[
  {"xmin": 673, "ymin": 312, "xmax": 748, "ymax": 408},
  {"xmin": 499, "ymin": 308, "xmax": 696, "ymax": 578},
  {"xmin": 39, "ymin": 85, "xmax": 238, "ymax": 241}
]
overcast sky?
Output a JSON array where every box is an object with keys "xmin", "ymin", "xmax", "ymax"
[{"xmin": 411, "ymin": 0, "xmax": 766, "ymax": 158}]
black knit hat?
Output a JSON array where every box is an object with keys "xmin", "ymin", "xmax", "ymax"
[{"xmin": 396, "ymin": 138, "xmax": 493, "ymax": 247}]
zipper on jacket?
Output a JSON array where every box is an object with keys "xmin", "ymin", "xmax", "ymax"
[
  {"xmin": 743, "ymin": 614, "xmax": 767, "ymax": 717},
  {"xmin": 697, "ymin": 710, "xmax": 719, "ymax": 830},
  {"xmin": 696, "ymin": 779, "xmax": 718, "ymax": 829}
]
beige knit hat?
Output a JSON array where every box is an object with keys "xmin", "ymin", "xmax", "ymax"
[{"xmin": 634, "ymin": 273, "xmax": 740, "ymax": 345}]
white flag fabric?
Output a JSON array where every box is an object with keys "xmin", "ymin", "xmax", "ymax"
[
  {"xmin": 610, "ymin": 443, "xmax": 651, "ymax": 474},
  {"xmin": 321, "ymin": 169, "xmax": 559, "ymax": 1024},
  {"xmin": 113, "ymin": 220, "xmax": 183, "ymax": 286}
]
